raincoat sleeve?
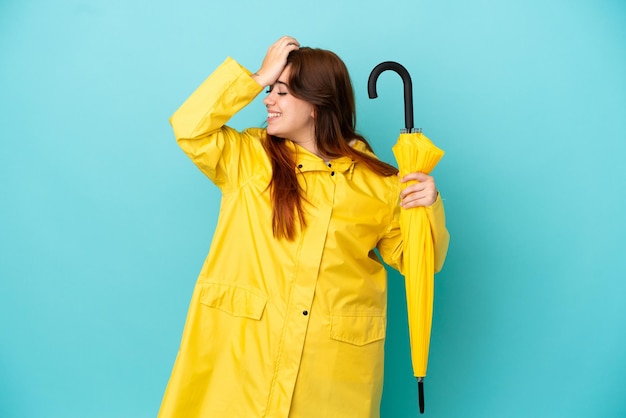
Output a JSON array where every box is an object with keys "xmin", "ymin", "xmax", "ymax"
[
  {"xmin": 169, "ymin": 57, "xmax": 265, "ymax": 189},
  {"xmin": 377, "ymin": 193, "xmax": 450, "ymax": 274}
]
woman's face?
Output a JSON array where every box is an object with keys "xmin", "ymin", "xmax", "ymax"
[{"xmin": 263, "ymin": 66, "xmax": 316, "ymax": 150}]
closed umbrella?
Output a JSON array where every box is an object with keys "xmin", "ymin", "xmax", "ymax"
[{"xmin": 368, "ymin": 61, "xmax": 445, "ymax": 414}]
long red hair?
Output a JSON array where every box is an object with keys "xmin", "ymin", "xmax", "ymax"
[{"xmin": 263, "ymin": 47, "xmax": 398, "ymax": 240}]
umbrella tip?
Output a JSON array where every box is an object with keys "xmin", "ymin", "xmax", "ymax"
[{"xmin": 418, "ymin": 378, "xmax": 425, "ymax": 414}]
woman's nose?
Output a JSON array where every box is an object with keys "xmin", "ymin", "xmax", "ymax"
[{"xmin": 263, "ymin": 93, "xmax": 274, "ymax": 106}]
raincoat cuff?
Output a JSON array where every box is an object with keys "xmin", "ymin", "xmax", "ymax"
[
  {"xmin": 223, "ymin": 56, "xmax": 264, "ymax": 92},
  {"xmin": 426, "ymin": 193, "xmax": 443, "ymax": 210},
  {"xmin": 425, "ymin": 193, "xmax": 449, "ymax": 273},
  {"xmin": 424, "ymin": 193, "xmax": 446, "ymax": 243}
]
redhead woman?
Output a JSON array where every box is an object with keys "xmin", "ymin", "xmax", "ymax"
[{"xmin": 158, "ymin": 36, "xmax": 449, "ymax": 418}]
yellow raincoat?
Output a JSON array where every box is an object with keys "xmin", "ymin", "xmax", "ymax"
[{"xmin": 159, "ymin": 57, "xmax": 449, "ymax": 418}]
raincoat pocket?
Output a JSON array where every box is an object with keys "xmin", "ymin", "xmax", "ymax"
[
  {"xmin": 329, "ymin": 311, "xmax": 386, "ymax": 346},
  {"xmin": 199, "ymin": 282, "xmax": 267, "ymax": 320}
]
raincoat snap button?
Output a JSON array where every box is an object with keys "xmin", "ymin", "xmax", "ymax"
[
  {"xmin": 328, "ymin": 163, "xmax": 332, "ymax": 167},
  {"xmin": 302, "ymin": 310, "xmax": 308, "ymax": 316},
  {"xmin": 331, "ymin": 171, "xmax": 335, "ymax": 176},
  {"xmin": 298, "ymin": 164, "xmax": 303, "ymax": 169}
]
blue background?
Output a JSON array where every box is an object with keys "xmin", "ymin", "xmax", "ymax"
[{"xmin": 1, "ymin": 0, "xmax": 625, "ymax": 417}]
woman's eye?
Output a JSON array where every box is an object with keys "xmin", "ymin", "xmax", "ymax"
[{"xmin": 265, "ymin": 86, "xmax": 287, "ymax": 96}]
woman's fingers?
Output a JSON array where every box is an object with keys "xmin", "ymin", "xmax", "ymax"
[
  {"xmin": 399, "ymin": 172, "xmax": 438, "ymax": 208},
  {"xmin": 252, "ymin": 36, "xmax": 300, "ymax": 87}
]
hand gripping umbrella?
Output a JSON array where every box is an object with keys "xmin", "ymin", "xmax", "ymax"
[{"xmin": 368, "ymin": 62, "xmax": 444, "ymax": 414}]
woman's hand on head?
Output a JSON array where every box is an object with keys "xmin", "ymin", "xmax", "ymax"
[
  {"xmin": 399, "ymin": 172, "xmax": 438, "ymax": 208},
  {"xmin": 252, "ymin": 36, "xmax": 300, "ymax": 87}
]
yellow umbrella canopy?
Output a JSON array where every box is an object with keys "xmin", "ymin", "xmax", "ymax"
[
  {"xmin": 393, "ymin": 131, "xmax": 444, "ymax": 371},
  {"xmin": 369, "ymin": 62, "xmax": 445, "ymax": 414}
]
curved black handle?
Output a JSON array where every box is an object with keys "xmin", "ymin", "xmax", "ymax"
[{"xmin": 367, "ymin": 61, "xmax": 414, "ymax": 130}]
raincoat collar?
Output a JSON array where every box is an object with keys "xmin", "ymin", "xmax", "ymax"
[{"xmin": 286, "ymin": 140, "xmax": 369, "ymax": 180}]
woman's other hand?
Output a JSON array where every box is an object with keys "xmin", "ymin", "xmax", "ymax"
[
  {"xmin": 252, "ymin": 36, "xmax": 300, "ymax": 87},
  {"xmin": 399, "ymin": 172, "xmax": 438, "ymax": 208}
]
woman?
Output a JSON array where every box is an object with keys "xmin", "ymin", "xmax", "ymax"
[{"xmin": 159, "ymin": 36, "xmax": 449, "ymax": 418}]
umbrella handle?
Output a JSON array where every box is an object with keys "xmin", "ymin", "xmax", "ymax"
[{"xmin": 367, "ymin": 61, "xmax": 414, "ymax": 131}]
